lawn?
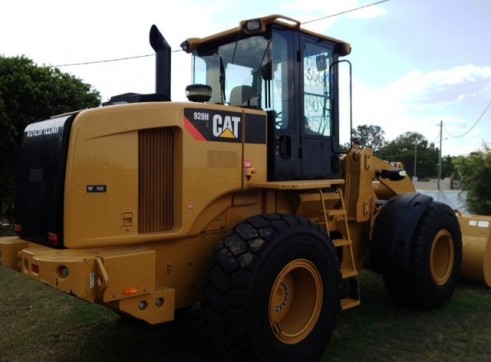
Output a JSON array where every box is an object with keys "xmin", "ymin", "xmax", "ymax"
[{"xmin": 1, "ymin": 266, "xmax": 490, "ymax": 361}]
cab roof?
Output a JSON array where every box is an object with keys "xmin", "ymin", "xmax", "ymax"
[{"xmin": 181, "ymin": 14, "xmax": 351, "ymax": 56}]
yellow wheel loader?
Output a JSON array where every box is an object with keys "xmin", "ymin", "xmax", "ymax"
[{"xmin": 1, "ymin": 15, "xmax": 490, "ymax": 362}]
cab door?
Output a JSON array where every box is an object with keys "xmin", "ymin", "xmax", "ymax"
[
  {"xmin": 266, "ymin": 28, "xmax": 341, "ymax": 181},
  {"xmin": 267, "ymin": 28, "xmax": 302, "ymax": 181},
  {"xmin": 300, "ymin": 37, "xmax": 341, "ymax": 179}
]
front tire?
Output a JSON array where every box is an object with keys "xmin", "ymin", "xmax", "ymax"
[
  {"xmin": 202, "ymin": 214, "xmax": 340, "ymax": 361},
  {"xmin": 383, "ymin": 201, "xmax": 462, "ymax": 309}
]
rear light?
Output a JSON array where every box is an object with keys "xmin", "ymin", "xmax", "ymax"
[
  {"xmin": 123, "ymin": 287, "xmax": 139, "ymax": 296},
  {"xmin": 14, "ymin": 224, "xmax": 22, "ymax": 235},
  {"xmin": 48, "ymin": 232, "xmax": 59, "ymax": 246}
]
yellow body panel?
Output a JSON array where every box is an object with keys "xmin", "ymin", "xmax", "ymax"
[
  {"xmin": 63, "ymin": 103, "xmax": 267, "ymax": 249},
  {"xmin": 0, "ymin": 101, "xmax": 273, "ymax": 323}
]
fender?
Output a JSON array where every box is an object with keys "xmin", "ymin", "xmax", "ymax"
[{"xmin": 370, "ymin": 192, "xmax": 433, "ymax": 272}]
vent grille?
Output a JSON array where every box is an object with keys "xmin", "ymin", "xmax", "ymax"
[{"xmin": 139, "ymin": 128, "xmax": 174, "ymax": 233}]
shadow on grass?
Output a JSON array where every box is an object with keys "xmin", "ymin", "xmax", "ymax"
[
  {"xmin": 57, "ymin": 311, "xmax": 219, "ymax": 362},
  {"xmin": 0, "ymin": 266, "xmax": 217, "ymax": 362}
]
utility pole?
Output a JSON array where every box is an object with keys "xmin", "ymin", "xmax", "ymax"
[{"xmin": 438, "ymin": 120, "xmax": 442, "ymax": 190}]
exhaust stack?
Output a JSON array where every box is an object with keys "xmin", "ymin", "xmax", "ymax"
[
  {"xmin": 150, "ymin": 25, "xmax": 171, "ymax": 101},
  {"xmin": 103, "ymin": 25, "xmax": 171, "ymax": 105}
]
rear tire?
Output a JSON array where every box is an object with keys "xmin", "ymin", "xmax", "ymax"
[
  {"xmin": 202, "ymin": 214, "xmax": 340, "ymax": 361},
  {"xmin": 383, "ymin": 201, "xmax": 462, "ymax": 309}
]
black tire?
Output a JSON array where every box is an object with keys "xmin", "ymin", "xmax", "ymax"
[
  {"xmin": 202, "ymin": 214, "xmax": 340, "ymax": 362},
  {"xmin": 383, "ymin": 201, "xmax": 462, "ymax": 309}
]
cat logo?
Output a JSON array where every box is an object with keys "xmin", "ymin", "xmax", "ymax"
[
  {"xmin": 212, "ymin": 114, "xmax": 240, "ymax": 139},
  {"xmin": 184, "ymin": 108, "xmax": 246, "ymax": 143}
]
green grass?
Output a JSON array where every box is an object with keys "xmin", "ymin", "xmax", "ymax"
[
  {"xmin": 1, "ymin": 266, "xmax": 491, "ymax": 361},
  {"xmin": 325, "ymin": 271, "xmax": 491, "ymax": 361}
]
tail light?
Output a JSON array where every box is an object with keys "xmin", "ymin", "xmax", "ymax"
[{"xmin": 48, "ymin": 232, "xmax": 59, "ymax": 246}]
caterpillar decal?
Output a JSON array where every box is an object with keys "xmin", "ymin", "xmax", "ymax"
[
  {"xmin": 24, "ymin": 116, "xmax": 68, "ymax": 141},
  {"xmin": 184, "ymin": 108, "xmax": 266, "ymax": 144}
]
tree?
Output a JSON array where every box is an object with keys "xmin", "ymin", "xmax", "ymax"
[
  {"xmin": 453, "ymin": 146, "xmax": 491, "ymax": 215},
  {"xmin": 441, "ymin": 155, "xmax": 456, "ymax": 181},
  {"xmin": 352, "ymin": 124, "xmax": 387, "ymax": 152},
  {"xmin": 0, "ymin": 56, "xmax": 101, "ymax": 221},
  {"xmin": 377, "ymin": 132, "xmax": 440, "ymax": 180}
]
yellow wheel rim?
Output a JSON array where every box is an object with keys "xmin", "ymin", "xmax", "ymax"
[
  {"xmin": 430, "ymin": 229, "xmax": 455, "ymax": 285},
  {"xmin": 269, "ymin": 259, "xmax": 323, "ymax": 344}
]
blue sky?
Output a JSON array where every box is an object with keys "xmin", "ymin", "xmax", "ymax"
[{"xmin": 2, "ymin": 0, "xmax": 490, "ymax": 156}]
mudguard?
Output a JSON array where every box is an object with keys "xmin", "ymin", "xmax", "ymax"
[{"xmin": 370, "ymin": 192, "xmax": 433, "ymax": 272}]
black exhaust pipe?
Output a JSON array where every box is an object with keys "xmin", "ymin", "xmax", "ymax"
[
  {"xmin": 149, "ymin": 25, "xmax": 171, "ymax": 101},
  {"xmin": 102, "ymin": 25, "xmax": 171, "ymax": 105}
]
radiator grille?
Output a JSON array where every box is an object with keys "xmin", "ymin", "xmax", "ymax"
[{"xmin": 138, "ymin": 128, "xmax": 174, "ymax": 233}]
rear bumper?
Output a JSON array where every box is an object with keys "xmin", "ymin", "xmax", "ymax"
[
  {"xmin": 0, "ymin": 237, "xmax": 25, "ymax": 270},
  {"xmin": 0, "ymin": 237, "xmax": 175, "ymax": 324}
]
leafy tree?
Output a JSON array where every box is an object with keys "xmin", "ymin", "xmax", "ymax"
[
  {"xmin": 377, "ymin": 132, "xmax": 440, "ymax": 180},
  {"xmin": 0, "ymin": 56, "xmax": 101, "ymax": 221},
  {"xmin": 441, "ymin": 155, "xmax": 456, "ymax": 180},
  {"xmin": 453, "ymin": 145, "xmax": 491, "ymax": 215},
  {"xmin": 352, "ymin": 124, "xmax": 387, "ymax": 152}
]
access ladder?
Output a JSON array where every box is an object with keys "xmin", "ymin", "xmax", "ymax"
[{"xmin": 298, "ymin": 186, "xmax": 360, "ymax": 310}]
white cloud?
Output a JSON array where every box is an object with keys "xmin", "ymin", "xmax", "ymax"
[
  {"xmin": 352, "ymin": 64, "xmax": 491, "ymax": 155},
  {"xmin": 386, "ymin": 65, "xmax": 491, "ymax": 107},
  {"xmin": 355, "ymin": 64, "xmax": 491, "ymax": 119}
]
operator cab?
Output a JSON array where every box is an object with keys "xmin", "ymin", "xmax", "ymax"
[{"xmin": 182, "ymin": 15, "xmax": 351, "ymax": 181}]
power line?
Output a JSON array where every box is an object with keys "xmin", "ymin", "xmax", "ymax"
[
  {"xmin": 443, "ymin": 98, "xmax": 491, "ymax": 138},
  {"xmin": 51, "ymin": 49, "xmax": 182, "ymax": 68},
  {"xmin": 51, "ymin": 53, "xmax": 154, "ymax": 68},
  {"xmin": 303, "ymin": 0, "xmax": 389, "ymax": 25}
]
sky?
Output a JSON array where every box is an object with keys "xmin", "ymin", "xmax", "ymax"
[{"xmin": 1, "ymin": 0, "xmax": 490, "ymax": 156}]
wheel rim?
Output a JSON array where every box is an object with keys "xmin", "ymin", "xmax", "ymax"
[
  {"xmin": 430, "ymin": 229, "xmax": 455, "ymax": 285},
  {"xmin": 269, "ymin": 259, "xmax": 323, "ymax": 344}
]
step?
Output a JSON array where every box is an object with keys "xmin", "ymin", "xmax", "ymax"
[
  {"xmin": 300, "ymin": 192, "xmax": 341, "ymax": 202},
  {"xmin": 341, "ymin": 297, "xmax": 361, "ymax": 310},
  {"xmin": 341, "ymin": 269, "xmax": 358, "ymax": 279},
  {"xmin": 326, "ymin": 209, "xmax": 346, "ymax": 217},
  {"xmin": 340, "ymin": 277, "xmax": 360, "ymax": 311},
  {"xmin": 316, "ymin": 219, "xmax": 338, "ymax": 231},
  {"xmin": 333, "ymin": 238, "xmax": 351, "ymax": 247}
]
